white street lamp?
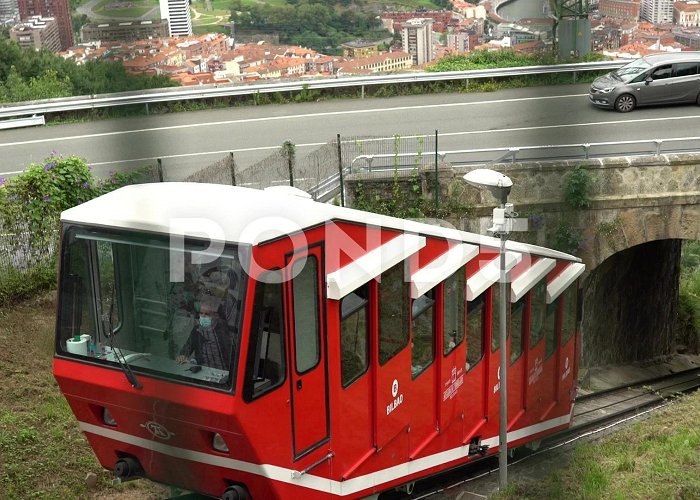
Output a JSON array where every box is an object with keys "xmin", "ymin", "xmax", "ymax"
[{"xmin": 463, "ymin": 168, "xmax": 513, "ymax": 490}]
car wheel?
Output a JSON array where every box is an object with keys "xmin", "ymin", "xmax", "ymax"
[{"xmin": 614, "ymin": 94, "xmax": 636, "ymax": 113}]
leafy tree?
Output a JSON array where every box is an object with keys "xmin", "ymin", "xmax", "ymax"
[
  {"xmin": 0, "ymin": 66, "xmax": 73, "ymax": 102},
  {"xmin": 0, "ymin": 39, "xmax": 177, "ymax": 103}
]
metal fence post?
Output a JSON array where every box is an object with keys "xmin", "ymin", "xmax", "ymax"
[
  {"xmin": 337, "ymin": 134, "xmax": 345, "ymax": 207},
  {"xmin": 156, "ymin": 158, "xmax": 164, "ymax": 182},
  {"xmin": 283, "ymin": 140, "xmax": 295, "ymax": 187},
  {"xmin": 229, "ymin": 152, "xmax": 237, "ymax": 186},
  {"xmin": 434, "ymin": 129, "xmax": 439, "ymax": 211}
]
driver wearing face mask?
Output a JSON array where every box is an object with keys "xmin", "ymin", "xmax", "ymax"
[{"xmin": 176, "ymin": 294, "xmax": 232, "ymax": 372}]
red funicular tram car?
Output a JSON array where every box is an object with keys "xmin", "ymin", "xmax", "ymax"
[{"xmin": 54, "ymin": 183, "xmax": 585, "ymax": 499}]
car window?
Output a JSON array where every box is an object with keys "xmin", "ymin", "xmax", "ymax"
[
  {"xmin": 673, "ymin": 62, "xmax": 699, "ymax": 77},
  {"xmin": 650, "ymin": 64, "xmax": 672, "ymax": 80},
  {"xmin": 629, "ymin": 72, "xmax": 648, "ymax": 84}
]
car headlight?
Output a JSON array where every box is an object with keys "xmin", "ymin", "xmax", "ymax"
[{"xmin": 597, "ymin": 87, "xmax": 614, "ymax": 93}]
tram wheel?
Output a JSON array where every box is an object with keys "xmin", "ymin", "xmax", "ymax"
[{"xmin": 222, "ymin": 484, "xmax": 250, "ymax": 500}]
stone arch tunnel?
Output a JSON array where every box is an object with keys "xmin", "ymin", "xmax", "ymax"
[{"xmin": 454, "ymin": 153, "xmax": 700, "ymax": 369}]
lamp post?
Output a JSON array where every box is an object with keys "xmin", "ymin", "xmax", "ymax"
[{"xmin": 463, "ymin": 168, "xmax": 513, "ymax": 490}]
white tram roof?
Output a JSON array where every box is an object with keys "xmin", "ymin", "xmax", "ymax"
[{"xmin": 61, "ymin": 182, "xmax": 581, "ymax": 265}]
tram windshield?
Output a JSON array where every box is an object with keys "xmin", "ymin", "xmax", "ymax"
[{"xmin": 56, "ymin": 225, "xmax": 248, "ymax": 392}]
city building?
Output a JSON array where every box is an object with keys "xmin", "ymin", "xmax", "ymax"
[
  {"xmin": 598, "ymin": 0, "xmax": 641, "ymax": 21},
  {"xmin": 446, "ymin": 29, "xmax": 479, "ymax": 53},
  {"xmin": 674, "ymin": 1, "xmax": 700, "ymax": 28},
  {"xmin": 335, "ymin": 51, "xmax": 413, "ymax": 75},
  {"xmin": 0, "ymin": 0, "xmax": 18, "ymax": 23},
  {"xmin": 340, "ymin": 40, "xmax": 380, "ymax": 59},
  {"xmin": 17, "ymin": 0, "xmax": 73, "ymax": 49},
  {"xmin": 402, "ymin": 18, "xmax": 434, "ymax": 65},
  {"xmin": 639, "ymin": 0, "xmax": 673, "ymax": 24},
  {"xmin": 381, "ymin": 10, "xmax": 454, "ymax": 34},
  {"xmin": 674, "ymin": 27, "xmax": 700, "ymax": 48},
  {"xmin": 159, "ymin": 0, "xmax": 192, "ymax": 37},
  {"xmin": 10, "ymin": 15, "xmax": 61, "ymax": 52},
  {"xmin": 80, "ymin": 20, "xmax": 169, "ymax": 43}
]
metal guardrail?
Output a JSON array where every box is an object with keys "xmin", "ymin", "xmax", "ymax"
[
  {"xmin": 0, "ymin": 114, "xmax": 45, "ymax": 130},
  {"xmin": 0, "ymin": 61, "xmax": 624, "ymax": 120},
  {"xmin": 349, "ymin": 136, "xmax": 700, "ymax": 172}
]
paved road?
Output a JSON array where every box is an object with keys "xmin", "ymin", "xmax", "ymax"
[{"xmin": 2, "ymin": 84, "xmax": 700, "ymax": 180}]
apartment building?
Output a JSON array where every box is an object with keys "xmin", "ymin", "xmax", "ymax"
[
  {"xmin": 446, "ymin": 29, "xmax": 479, "ymax": 53},
  {"xmin": 80, "ymin": 20, "xmax": 169, "ymax": 43},
  {"xmin": 674, "ymin": 1, "xmax": 700, "ymax": 27},
  {"xmin": 10, "ymin": 15, "xmax": 60, "ymax": 52},
  {"xmin": 598, "ymin": 0, "xmax": 640, "ymax": 21},
  {"xmin": 335, "ymin": 51, "xmax": 413, "ymax": 75},
  {"xmin": 381, "ymin": 10, "xmax": 454, "ymax": 34},
  {"xmin": 159, "ymin": 0, "xmax": 192, "ymax": 37},
  {"xmin": 340, "ymin": 40, "xmax": 380, "ymax": 59},
  {"xmin": 402, "ymin": 18, "xmax": 434, "ymax": 65},
  {"xmin": 640, "ymin": 0, "xmax": 673, "ymax": 23},
  {"xmin": 17, "ymin": 0, "xmax": 72, "ymax": 49}
]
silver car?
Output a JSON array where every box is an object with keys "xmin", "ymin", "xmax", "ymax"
[{"xmin": 589, "ymin": 52, "xmax": 700, "ymax": 112}]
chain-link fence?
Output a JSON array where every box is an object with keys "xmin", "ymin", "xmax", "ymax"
[{"xmin": 1, "ymin": 132, "xmax": 459, "ymax": 304}]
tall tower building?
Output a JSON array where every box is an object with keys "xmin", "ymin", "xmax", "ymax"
[
  {"xmin": 401, "ymin": 18, "xmax": 434, "ymax": 66},
  {"xmin": 17, "ymin": 0, "xmax": 73, "ymax": 50},
  {"xmin": 0, "ymin": 0, "xmax": 19, "ymax": 22},
  {"xmin": 159, "ymin": 0, "xmax": 192, "ymax": 37},
  {"xmin": 640, "ymin": 0, "xmax": 673, "ymax": 23}
]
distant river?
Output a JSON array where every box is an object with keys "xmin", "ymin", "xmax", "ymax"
[{"xmin": 496, "ymin": 0, "xmax": 551, "ymax": 21}]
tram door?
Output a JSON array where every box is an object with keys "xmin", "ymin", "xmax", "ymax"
[{"xmin": 285, "ymin": 247, "xmax": 329, "ymax": 458}]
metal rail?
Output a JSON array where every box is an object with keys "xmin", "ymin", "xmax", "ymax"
[
  {"xmin": 0, "ymin": 61, "xmax": 624, "ymax": 119},
  {"xmin": 349, "ymin": 136, "xmax": 700, "ymax": 173},
  {"xmin": 410, "ymin": 367, "xmax": 700, "ymax": 499},
  {"xmin": 301, "ymin": 135, "xmax": 700, "ymax": 202}
]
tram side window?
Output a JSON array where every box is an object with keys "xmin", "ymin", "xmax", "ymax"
[
  {"xmin": 292, "ymin": 257, "xmax": 320, "ymax": 373},
  {"xmin": 510, "ymin": 297, "xmax": 526, "ymax": 364},
  {"xmin": 96, "ymin": 240, "xmax": 121, "ymax": 331},
  {"xmin": 443, "ymin": 269, "xmax": 465, "ymax": 356},
  {"xmin": 562, "ymin": 286, "xmax": 578, "ymax": 345},
  {"xmin": 378, "ymin": 262, "xmax": 409, "ymax": 365},
  {"xmin": 544, "ymin": 298, "xmax": 559, "ymax": 359},
  {"xmin": 491, "ymin": 285, "xmax": 511, "ymax": 352},
  {"xmin": 58, "ymin": 234, "xmax": 96, "ymax": 351},
  {"xmin": 244, "ymin": 270, "xmax": 285, "ymax": 401},
  {"xmin": 467, "ymin": 292, "xmax": 486, "ymax": 370},
  {"xmin": 530, "ymin": 281, "xmax": 546, "ymax": 348},
  {"xmin": 340, "ymin": 285, "xmax": 369, "ymax": 387},
  {"xmin": 412, "ymin": 289, "xmax": 435, "ymax": 378}
]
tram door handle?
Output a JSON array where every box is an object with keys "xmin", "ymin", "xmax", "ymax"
[{"xmin": 296, "ymin": 379, "xmax": 302, "ymax": 390}]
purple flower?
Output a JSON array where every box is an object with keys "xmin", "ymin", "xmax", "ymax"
[
  {"xmin": 44, "ymin": 162, "xmax": 56, "ymax": 171},
  {"xmin": 0, "ymin": 177, "xmax": 5, "ymax": 187},
  {"xmin": 43, "ymin": 195, "xmax": 50, "ymax": 203},
  {"xmin": 82, "ymin": 182, "xmax": 90, "ymax": 189}
]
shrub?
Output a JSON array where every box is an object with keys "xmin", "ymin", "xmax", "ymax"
[
  {"xmin": 565, "ymin": 165, "xmax": 594, "ymax": 209},
  {"xmin": 0, "ymin": 154, "xmax": 149, "ymax": 307}
]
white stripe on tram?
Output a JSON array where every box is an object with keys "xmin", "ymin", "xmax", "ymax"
[{"xmin": 79, "ymin": 413, "xmax": 570, "ymax": 496}]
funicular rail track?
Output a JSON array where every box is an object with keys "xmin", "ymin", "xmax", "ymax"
[{"xmin": 404, "ymin": 367, "xmax": 700, "ymax": 500}]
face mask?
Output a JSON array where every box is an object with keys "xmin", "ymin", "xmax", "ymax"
[{"xmin": 199, "ymin": 315, "xmax": 212, "ymax": 328}]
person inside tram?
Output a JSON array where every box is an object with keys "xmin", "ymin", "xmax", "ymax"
[{"xmin": 175, "ymin": 293, "xmax": 233, "ymax": 372}]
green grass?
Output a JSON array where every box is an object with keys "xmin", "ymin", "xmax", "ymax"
[
  {"xmin": 494, "ymin": 391, "xmax": 700, "ymax": 500},
  {"xmin": 91, "ymin": 0, "xmax": 158, "ymax": 18},
  {"xmin": 0, "ymin": 296, "xmax": 167, "ymax": 499}
]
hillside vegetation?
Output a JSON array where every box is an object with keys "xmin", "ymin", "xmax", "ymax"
[{"xmin": 0, "ymin": 39, "xmax": 177, "ymax": 103}]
